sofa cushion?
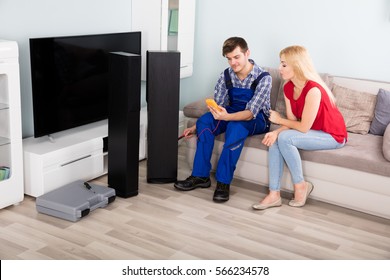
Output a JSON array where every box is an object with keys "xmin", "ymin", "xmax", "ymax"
[
  {"xmin": 333, "ymin": 84, "xmax": 377, "ymax": 135},
  {"xmin": 299, "ymin": 132, "xmax": 389, "ymax": 177},
  {"xmin": 369, "ymin": 88, "xmax": 390, "ymax": 136},
  {"xmin": 383, "ymin": 124, "xmax": 390, "ymax": 161},
  {"xmin": 241, "ymin": 130, "xmax": 389, "ymax": 177},
  {"xmin": 185, "ymin": 119, "xmax": 390, "ymax": 177}
]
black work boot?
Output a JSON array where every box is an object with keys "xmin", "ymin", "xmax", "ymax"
[
  {"xmin": 174, "ymin": 175, "xmax": 211, "ymax": 191},
  {"xmin": 213, "ymin": 182, "xmax": 230, "ymax": 202}
]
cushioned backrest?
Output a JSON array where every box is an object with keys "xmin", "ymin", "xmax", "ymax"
[{"xmin": 262, "ymin": 66, "xmax": 282, "ymax": 110}]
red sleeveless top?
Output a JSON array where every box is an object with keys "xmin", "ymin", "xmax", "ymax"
[{"xmin": 284, "ymin": 80, "xmax": 347, "ymax": 143}]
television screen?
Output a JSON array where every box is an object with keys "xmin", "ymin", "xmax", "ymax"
[{"xmin": 29, "ymin": 31, "xmax": 141, "ymax": 138}]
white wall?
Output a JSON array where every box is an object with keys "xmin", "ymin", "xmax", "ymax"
[
  {"xmin": 180, "ymin": 0, "xmax": 390, "ymax": 107},
  {"xmin": 1, "ymin": 0, "xmax": 389, "ymax": 137}
]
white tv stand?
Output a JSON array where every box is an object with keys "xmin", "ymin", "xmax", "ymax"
[
  {"xmin": 23, "ymin": 107, "xmax": 149, "ymax": 197},
  {"xmin": 23, "ymin": 120, "xmax": 107, "ymax": 197}
]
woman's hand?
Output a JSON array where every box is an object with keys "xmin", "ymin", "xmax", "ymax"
[
  {"xmin": 269, "ymin": 109, "xmax": 282, "ymax": 125},
  {"xmin": 262, "ymin": 131, "xmax": 279, "ymax": 147}
]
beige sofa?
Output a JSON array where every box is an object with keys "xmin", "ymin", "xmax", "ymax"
[{"xmin": 182, "ymin": 67, "xmax": 390, "ymax": 219}]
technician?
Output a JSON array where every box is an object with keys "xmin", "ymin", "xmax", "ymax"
[{"xmin": 174, "ymin": 37, "xmax": 272, "ymax": 202}]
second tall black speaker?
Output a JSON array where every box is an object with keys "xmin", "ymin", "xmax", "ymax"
[
  {"xmin": 108, "ymin": 52, "xmax": 141, "ymax": 197},
  {"xmin": 146, "ymin": 51, "xmax": 180, "ymax": 183}
]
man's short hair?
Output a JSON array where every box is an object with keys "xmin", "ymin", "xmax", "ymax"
[{"xmin": 222, "ymin": 37, "xmax": 248, "ymax": 57}]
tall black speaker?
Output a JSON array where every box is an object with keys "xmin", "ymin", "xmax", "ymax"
[
  {"xmin": 108, "ymin": 52, "xmax": 141, "ymax": 198},
  {"xmin": 146, "ymin": 51, "xmax": 180, "ymax": 183}
]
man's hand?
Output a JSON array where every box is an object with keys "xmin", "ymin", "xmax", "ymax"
[
  {"xmin": 209, "ymin": 105, "xmax": 228, "ymax": 120},
  {"xmin": 182, "ymin": 125, "xmax": 196, "ymax": 139}
]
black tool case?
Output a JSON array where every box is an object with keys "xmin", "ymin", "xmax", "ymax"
[{"xmin": 36, "ymin": 180, "xmax": 116, "ymax": 222}]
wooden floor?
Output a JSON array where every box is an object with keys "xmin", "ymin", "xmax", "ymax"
[{"xmin": 1, "ymin": 145, "xmax": 390, "ymax": 260}]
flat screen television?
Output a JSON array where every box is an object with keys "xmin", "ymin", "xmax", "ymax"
[{"xmin": 29, "ymin": 31, "xmax": 141, "ymax": 138}]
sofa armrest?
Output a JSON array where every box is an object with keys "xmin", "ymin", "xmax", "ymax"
[
  {"xmin": 183, "ymin": 95, "xmax": 212, "ymax": 118},
  {"xmin": 383, "ymin": 124, "xmax": 390, "ymax": 161}
]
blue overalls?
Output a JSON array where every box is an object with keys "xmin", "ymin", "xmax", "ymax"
[{"xmin": 192, "ymin": 69, "xmax": 270, "ymax": 184}]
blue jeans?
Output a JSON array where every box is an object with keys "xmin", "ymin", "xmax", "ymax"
[{"xmin": 268, "ymin": 129, "xmax": 346, "ymax": 191}]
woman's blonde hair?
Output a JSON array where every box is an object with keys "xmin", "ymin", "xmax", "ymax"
[{"xmin": 280, "ymin": 45, "xmax": 335, "ymax": 104}]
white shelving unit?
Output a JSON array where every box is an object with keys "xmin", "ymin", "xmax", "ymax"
[{"xmin": 0, "ymin": 40, "xmax": 24, "ymax": 209}]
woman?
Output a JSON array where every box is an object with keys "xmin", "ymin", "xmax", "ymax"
[{"xmin": 252, "ymin": 45, "xmax": 347, "ymax": 210}]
